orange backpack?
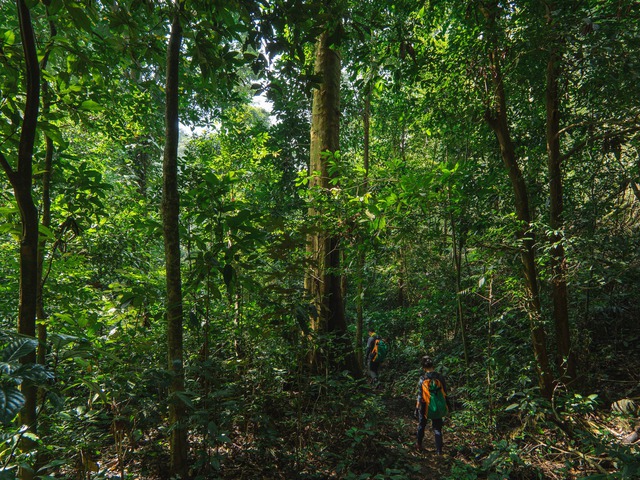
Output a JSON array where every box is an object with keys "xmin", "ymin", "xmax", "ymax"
[{"xmin": 417, "ymin": 376, "xmax": 448, "ymax": 419}]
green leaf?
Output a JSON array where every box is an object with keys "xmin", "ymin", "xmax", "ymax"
[
  {"xmin": 37, "ymin": 459, "xmax": 69, "ymax": 472},
  {"xmin": 0, "ymin": 386, "xmax": 25, "ymax": 424},
  {"xmin": 0, "ymin": 207, "xmax": 18, "ymax": 215},
  {"xmin": 65, "ymin": 3, "xmax": 93, "ymax": 32},
  {"xmin": 49, "ymin": 333, "xmax": 82, "ymax": 349},
  {"xmin": 1, "ymin": 339, "xmax": 38, "ymax": 363},
  {"xmin": 38, "ymin": 224, "xmax": 56, "ymax": 241},
  {"xmin": 3, "ymin": 30, "xmax": 16, "ymax": 46},
  {"xmin": 40, "ymin": 122, "xmax": 66, "ymax": 147},
  {"xmin": 12, "ymin": 363, "xmax": 52, "ymax": 384},
  {"xmin": 79, "ymin": 100, "xmax": 104, "ymax": 112},
  {"xmin": 48, "ymin": 0, "xmax": 64, "ymax": 15}
]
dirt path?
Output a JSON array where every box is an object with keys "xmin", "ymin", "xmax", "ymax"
[{"xmin": 376, "ymin": 393, "xmax": 457, "ymax": 479}]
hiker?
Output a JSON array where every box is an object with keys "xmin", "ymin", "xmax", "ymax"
[
  {"xmin": 365, "ymin": 327, "xmax": 385, "ymax": 385},
  {"xmin": 415, "ymin": 355, "xmax": 449, "ymax": 454}
]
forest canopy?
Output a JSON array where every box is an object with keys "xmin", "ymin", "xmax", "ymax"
[{"xmin": 1, "ymin": 0, "xmax": 639, "ymax": 479}]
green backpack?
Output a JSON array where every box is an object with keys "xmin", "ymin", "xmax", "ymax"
[
  {"xmin": 372, "ymin": 337, "xmax": 388, "ymax": 364},
  {"xmin": 420, "ymin": 375, "xmax": 448, "ymax": 419}
]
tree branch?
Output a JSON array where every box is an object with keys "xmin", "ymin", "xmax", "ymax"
[
  {"xmin": 560, "ymin": 125, "xmax": 640, "ymax": 163},
  {"xmin": 556, "ymin": 114, "xmax": 640, "ymax": 139},
  {"xmin": 17, "ymin": 0, "xmax": 41, "ymax": 181},
  {"xmin": 0, "ymin": 151, "xmax": 17, "ymax": 184}
]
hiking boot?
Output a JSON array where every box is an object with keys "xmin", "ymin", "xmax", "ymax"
[{"xmin": 414, "ymin": 442, "xmax": 423, "ymax": 452}]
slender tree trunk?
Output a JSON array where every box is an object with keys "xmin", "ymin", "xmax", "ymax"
[
  {"xmin": 397, "ymin": 247, "xmax": 407, "ymax": 307},
  {"xmin": 37, "ymin": 4, "xmax": 58, "ymax": 379},
  {"xmin": 363, "ymin": 86, "xmax": 371, "ymax": 182},
  {"xmin": 0, "ymin": 2, "xmax": 42, "ymax": 478},
  {"xmin": 545, "ymin": 6, "xmax": 576, "ymax": 383},
  {"xmin": 355, "ymin": 85, "xmax": 372, "ymax": 370},
  {"xmin": 36, "ymin": 134, "xmax": 52, "ymax": 375},
  {"xmin": 449, "ymin": 192, "xmax": 469, "ymax": 367},
  {"xmin": 162, "ymin": 10, "xmax": 189, "ymax": 478},
  {"xmin": 305, "ymin": 28, "xmax": 359, "ymax": 375},
  {"xmin": 482, "ymin": 3, "xmax": 553, "ymax": 399}
]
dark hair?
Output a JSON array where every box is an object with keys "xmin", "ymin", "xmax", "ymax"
[{"xmin": 421, "ymin": 355, "xmax": 434, "ymax": 369}]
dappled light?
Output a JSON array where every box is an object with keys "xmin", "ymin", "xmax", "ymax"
[{"xmin": 1, "ymin": 0, "xmax": 639, "ymax": 479}]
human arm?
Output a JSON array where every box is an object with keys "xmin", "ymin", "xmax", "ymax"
[
  {"xmin": 415, "ymin": 376, "xmax": 424, "ymax": 410},
  {"xmin": 364, "ymin": 335, "xmax": 376, "ymax": 360}
]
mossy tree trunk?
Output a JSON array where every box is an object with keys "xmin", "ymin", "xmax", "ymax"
[
  {"xmin": 162, "ymin": 8, "xmax": 189, "ymax": 478},
  {"xmin": 305, "ymin": 27, "xmax": 359, "ymax": 376}
]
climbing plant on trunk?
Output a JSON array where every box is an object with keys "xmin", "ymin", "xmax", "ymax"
[
  {"xmin": 305, "ymin": 14, "xmax": 359, "ymax": 375},
  {"xmin": 162, "ymin": 5, "xmax": 188, "ymax": 477}
]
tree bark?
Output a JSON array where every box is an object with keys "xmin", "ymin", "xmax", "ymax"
[
  {"xmin": 162, "ymin": 10, "xmax": 189, "ymax": 478},
  {"xmin": 305, "ymin": 29, "xmax": 359, "ymax": 375},
  {"xmin": 355, "ymin": 85, "xmax": 372, "ymax": 370},
  {"xmin": 37, "ymin": 2, "xmax": 58, "ymax": 378},
  {"xmin": 482, "ymin": 3, "xmax": 553, "ymax": 399},
  {"xmin": 449, "ymin": 191, "xmax": 469, "ymax": 367},
  {"xmin": 0, "ymin": 2, "xmax": 42, "ymax": 478},
  {"xmin": 36, "ymin": 134, "xmax": 52, "ymax": 369},
  {"xmin": 545, "ymin": 34, "xmax": 576, "ymax": 382}
]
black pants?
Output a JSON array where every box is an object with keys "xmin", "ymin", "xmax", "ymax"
[
  {"xmin": 368, "ymin": 360, "xmax": 380, "ymax": 382},
  {"xmin": 417, "ymin": 410, "xmax": 444, "ymax": 453}
]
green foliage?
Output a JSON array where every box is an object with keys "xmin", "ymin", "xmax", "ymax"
[
  {"xmin": 0, "ymin": 0, "xmax": 639, "ymax": 478},
  {"xmin": 0, "ymin": 332, "xmax": 51, "ymax": 425}
]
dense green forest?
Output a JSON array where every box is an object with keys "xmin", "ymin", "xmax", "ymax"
[{"xmin": 1, "ymin": 0, "xmax": 640, "ymax": 478}]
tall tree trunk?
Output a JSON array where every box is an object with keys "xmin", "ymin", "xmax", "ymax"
[
  {"xmin": 36, "ymin": 134, "xmax": 52, "ymax": 377},
  {"xmin": 162, "ymin": 10, "xmax": 189, "ymax": 478},
  {"xmin": 37, "ymin": 2, "xmax": 58, "ymax": 380},
  {"xmin": 0, "ymin": 2, "xmax": 41, "ymax": 478},
  {"xmin": 305, "ymin": 28, "xmax": 359, "ymax": 375},
  {"xmin": 397, "ymin": 247, "xmax": 407, "ymax": 307},
  {"xmin": 482, "ymin": 3, "xmax": 553, "ymax": 399},
  {"xmin": 449, "ymin": 192, "xmax": 469, "ymax": 367},
  {"xmin": 355, "ymin": 85, "xmax": 372, "ymax": 370},
  {"xmin": 545, "ymin": 6, "xmax": 576, "ymax": 383}
]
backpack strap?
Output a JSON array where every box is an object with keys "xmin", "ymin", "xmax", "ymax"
[{"xmin": 371, "ymin": 337, "xmax": 380, "ymax": 362}]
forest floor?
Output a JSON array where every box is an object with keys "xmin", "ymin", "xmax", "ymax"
[
  {"xmin": 90, "ymin": 373, "xmax": 639, "ymax": 479},
  {"xmin": 106, "ymin": 385, "xmax": 461, "ymax": 480},
  {"xmin": 377, "ymin": 393, "xmax": 455, "ymax": 479}
]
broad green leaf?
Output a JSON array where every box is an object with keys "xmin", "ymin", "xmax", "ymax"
[
  {"xmin": 0, "ymin": 386, "xmax": 25, "ymax": 424},
  {"xmin": 40, "ymin": 122, "xmax": 66, "ymax": 146},
  {"xmin": 37, "ymin": 459, "xmax": 68, "ymax": 472},
  {"xmin": 2, "ymin": 30, "xmax": 15, "ymax": 46},
  {"xmin": 12, "ymin": 364, "xmax": 52, "ymax": 384},
  {"xmin": 38, "ymin": 224, "xmax": 56, "ymax": 241},
  {"xmin": 1, "ymin": 339, "xmax": 38, "ymax": 363},
  {"xmin": 79, "ymin": 100, "xmax": 104, "ymax": 112},
  {"xmin": 48, "ymin": 0, "xmax": 64, "ymax": 15},
  {"xmin": 65, "ymin": 3, "xmax": 93, "ymax": 32},
  {"xmin": 49, "ymin": 334, "xmax": 80, "ymax": 350},
  {"xmin": 0, "ymin": 207, "xmax": 18, "ymax": 215}
]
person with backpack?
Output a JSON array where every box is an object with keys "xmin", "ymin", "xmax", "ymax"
[
  {"xmin": 365, "ymin": 327, "xmax": 387, "ymax": 385},
  {"xmin": 414, "ymin": 355, "xmax": 449, "ymax": 454}
]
